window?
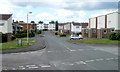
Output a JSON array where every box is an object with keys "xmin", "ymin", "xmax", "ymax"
[
  {"xmin": 76, "ymin": 26, "xmax": 79, "ymax": 28},
  {"xmin": 0, "ymin": 22, "xmax": 4, "ymax": 26},
  {"xmin": 111, "ymin": 29, "xmax": 114, "ymax": 32},
  {"xmin": 103, "ymin": 30, "xmax": 107, "ymax": 34},
  {"xmin": 92, "ymin": 30, "xmax": 96, "ymax": 33}
]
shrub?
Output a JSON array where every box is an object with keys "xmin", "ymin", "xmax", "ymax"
[
  {"xmin": 76, "ymin": 32, "xmax": 82, "ymax": 35},
  {"xmin": 109, "ymin": 32, "xmax": 120, "ymax": 40},
  {"xmin": 29, "ymin": 33, "xmax": 35, "ymax": 37},
  {"xmin": 59, "ymin": 34, "xmax": 66, "ymax": 37},
  {"xmin": 15, "ymin": 33, "xmax": 35, "ymax": 38},
  {"xmin": 55, "ymin": 32, "xmax": 58, "ymax": 35},
  {"xmin": 37, "ymin": 30, "xmax": 42, "ymax": 34},
  {"xmin": 116, "ymin": 32, "xmax": 120, "ymax": 40},
  {"xmin": 11, "ymin": 35, "xmax": 16, "ymax": 40},
  {"xmin": 14, "ymin": 33, "xmax": 27, "ymax": 38},
  {"xmin": 0, "ymin": 33, "xmax": 7, "ymax": 43}
]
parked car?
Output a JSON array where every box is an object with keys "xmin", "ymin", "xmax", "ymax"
[{"xmin": 70, "ymin": 35, "xmax": 83, "ymax": 40}]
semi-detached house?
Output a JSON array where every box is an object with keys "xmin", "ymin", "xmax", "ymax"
[
  {"xmin": 58, "ymin": 22, "xmax": 88, "ymax": 34},
  {"xmin": 0, "ymin": 14, "xmax": 13, "ymax": 41}
]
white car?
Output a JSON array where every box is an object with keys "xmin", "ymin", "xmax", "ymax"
[{"xmin": 70, "ymin": 35, "xmax": 83, "ymax": 40}]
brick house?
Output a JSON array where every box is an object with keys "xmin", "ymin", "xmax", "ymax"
[
  {"xmin": 12, "ymin": 23, "xmax": 23, "ymax": 34},
  {"xmin": 17, "ymin": 23, "xmax": 37, "ymax": 31},
  {"xmin": 83, "ymin": 12, "xmax": 120, "ymax": 38}
]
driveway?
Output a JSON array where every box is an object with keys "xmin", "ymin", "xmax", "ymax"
[{"xmin": 1, "ymin": 31, "xmax": 118, "ymax": 71}]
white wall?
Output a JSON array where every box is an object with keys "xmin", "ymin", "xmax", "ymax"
[
  {"xmin": 90, "ymin": 17, "xmax": 96, "ymax": 28},
  {"xmin": 97, "ymin": 15, "xmax": 105, "ymax": 29},
  {"xmin": 0, "ymin": 16, "xmax": 12, "ymax": 34},
  {"xmin": 48, "ymin": 24, "xmax": 55, "ymax": 30},
  {"xmin": 71, "ymin": 23, "xmax": 81, "ymax": 33},
  {"xmin": 118, "ymin": 13, "xmax": 120, "ymax": 30},
  {"xmin": 37, "ymin": 23, "xmax": 44, "ymax": 30},
  {"xmin": 7, "ymin": 17, "xmax": 13, "ymax": 33},
  {"xmin": 64, "ymin": 23, "xmax": 70, "ymax": 30},
  {"xmin": 58, "ymin": 25, "xmax": 64, "ymax": 30},
  {"xmin": 107, "ymin": 13, "xmax": 118, "ymax": 30}
]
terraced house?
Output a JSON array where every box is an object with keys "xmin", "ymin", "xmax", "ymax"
[
  {"xmin": 82, "ymin": 12, "xmax": 120, "ymax": 38},
  {"xmin": 58, "ymin": 22, "xmax": 88, "ymax": 34}
]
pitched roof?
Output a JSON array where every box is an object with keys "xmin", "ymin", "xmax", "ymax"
[{"xmin": 0, "ymin": 14, "xmax": 12, "ymax": 20}]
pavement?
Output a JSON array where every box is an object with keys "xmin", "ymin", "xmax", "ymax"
[
  {"xmin": 1, "ymin": 31, "xmax": 118, "ymax": 71},
  {"xmin": 1, "ymin": 35, "xmax": 46, "ymax": 54}
]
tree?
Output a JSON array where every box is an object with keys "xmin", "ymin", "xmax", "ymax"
[
  {"xmin": 31, "ymin": 21, "xmax": 35, "ymax": 23},
  {"xmin": 14, "ymin": 20, "xmax": 18, "ymax": 23},
  {"xmin": 19, "ymin": 21, "xmax": 24, "ymax": 23},
  {"xmin": 55, "ymin": 21, "xmax": 58, "ymax": 31},
  {"xmin": 13, "ymin": 20, "xmax": 15, "ymax": 23},
  {"xmin": 49, "ymin": 21, "xmax": 55, "ymax": 24},
  {"xmin": 38, "ymin": 21, "xmax": 43, "ymax": 24}
]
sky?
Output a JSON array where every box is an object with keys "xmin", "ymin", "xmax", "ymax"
[{"xmin": 0, "ymin": 0, "xmax": 119, "ymax": 23}]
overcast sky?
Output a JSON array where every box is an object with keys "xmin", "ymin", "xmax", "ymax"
[{"xmin": 0, "ymin": 0, "xmax": 119, "ymax": 23}]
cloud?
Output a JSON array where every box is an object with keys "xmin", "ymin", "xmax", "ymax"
[
  {"xmin": 8, "ymin": 0, "xmax": 119, "ymax": 11},
  {"xmin": 90, "ymin": 9, "xmax": 118, "ymax": 18}
]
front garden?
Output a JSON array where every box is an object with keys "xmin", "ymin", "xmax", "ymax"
[{"xmin": 68, "ymin": 32, "xmax": 120, "ymax": 45}]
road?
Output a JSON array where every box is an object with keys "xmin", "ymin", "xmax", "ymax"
[{"xmin": 1, "ymin": 31, "xmax": 118, "ymax": 70}]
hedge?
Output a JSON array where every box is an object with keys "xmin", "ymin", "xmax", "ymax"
[
  {"xmin": 109, "ymin": 32, "xmax": 120, "ymax": 40},
  {"xmin": 59, "ymin": 34, "xmax": 66, "ymax": 37},
  {"xmin": 14, "ymin": 33, "xmax": 35, "ymax": 38},
  {"xmin": 36, "ymin": 30, "xmax": 42, "ymax": 34},
  {"xmin": 55, "ymin": 32, "xmax": 58, "ymax": 35}
]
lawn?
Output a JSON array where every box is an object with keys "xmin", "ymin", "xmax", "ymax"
[
  {"xmin": 68, "ymin": 38, "xmax": 119, "ymax": 45},
  {"xmin": 0, "ymin": 38, "xmax": 36, "ymax": 50}
]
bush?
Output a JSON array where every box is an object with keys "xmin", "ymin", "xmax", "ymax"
[
  {"xmin": 109, "ymin": 32, "xmax": 120, "ymax": 40},
  {"xmin": 15, "ymin": 33, "xmax": 35, "ymax": 38},
  {"xmin": 14, "ymin": 33, "xmax": 27, "ymax": 38},
  {"xmin": 116, "ymin": 32, "xmax": 120, "ymax": 40},
  {"xmin": 2, "ymin": 34, "xmax": 8, "ymax": 43},
  {"xmin": 76, "ymin": 32, "xmax": 82, "ymax": 35},
  {"xmin": 59, "ymin": 34, "xmax": 66, "ymax": 37},
  {"xmin": 37, "ymin": 30, "xmax": 42, "ymax": 34},
  {"xmin": 11, "ymin": 35, "xmax": 16, "ymax": 40},
  {"xmin": 55, "ymin": 32, "xmax": 58, "ymax": 35},
  {"xmin": 29, "ymin": 33, "xmax": 35, "ymax": 37}
]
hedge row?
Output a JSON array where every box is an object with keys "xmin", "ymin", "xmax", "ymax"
[
  {"xmin": 109, "ymin": 32, "xmax": 120, "ymax": 40},
  {"xmin": 36, "ymin": 30, "xmax": 42, "ymax": 34},
  {"xmin": 59, "ymin": 34, "xmax": 66, "ymax": 37},
  {"xmin": 14, "ymin": 33, "xmax": 35, "ymax": 38}
]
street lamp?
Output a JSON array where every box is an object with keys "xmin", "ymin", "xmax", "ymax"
[{"xmin": 27, "ymin": 12, "xmax": 32, "ymax": 45}]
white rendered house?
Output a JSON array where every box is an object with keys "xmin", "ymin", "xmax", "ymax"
[{"xmin": 0, "ymin": 14, "xmax": 13, "ymax": 34}]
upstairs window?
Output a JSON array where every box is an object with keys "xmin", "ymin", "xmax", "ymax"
[{"xmin": 76, "ymin": 26, "xmax": 79, "ymax": 28}]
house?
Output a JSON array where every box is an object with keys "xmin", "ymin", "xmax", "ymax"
[
  {"xmin": 71, "ymin": 22, "xmax": 88, "ymax": 34},
  {"xmin": 58, "ymin": 23, "xmax": 65, "ymax": 33},
  {"xmin": 83, "ymin": 12, "xmax": 120, "ymax": 38},
  {"xmin": 12, "ymin": 23, "xmax": 23, "ymax": 34},
  {"xmin": 48, "ymin": 23, "xmax": 55, "ymax": 31},
  {"xmin": 58, "ymin": 22, "xmax": 88, "ymax": 34},
  {"xmin": 37, "ymin": 23, "xmax": 44, "ymax": 30},
  {"xmin": 0, "ymin": 14, "xmax": 13, "ymax": 41},
  {"xmin": 37, "ymin": 23, "xmax": 55, "ymax": 31},
  {"xmin": 17, "ymin": 23, "xmax": 37, "ymax": 31}
]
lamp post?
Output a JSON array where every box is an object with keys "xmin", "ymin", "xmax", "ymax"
[{"xmin": 27, "ymin": 12, "xmax": 32, "ymax": 45}]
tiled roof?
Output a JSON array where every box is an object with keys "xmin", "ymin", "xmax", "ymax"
[{"xmin": 0, "ymin": 14, "xmax": 12, "ymax": 20}]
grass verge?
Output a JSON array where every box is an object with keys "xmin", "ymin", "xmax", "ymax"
[
  {"xmin": 0, "ymin": 38, "xmax": 36, "ymax": 50},
  {"xmin": 68, "ymin": 38, "xmax": 119, "ymax": 45}
]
